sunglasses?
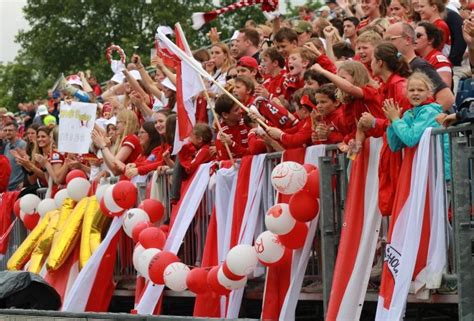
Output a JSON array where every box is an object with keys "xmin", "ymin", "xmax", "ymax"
[
  {"xmin": 416, "ymin": 33, "xmax": 424, "ymax": 39},
  {"xmin": 226, "ymin": 74, "xmax": 238, "ymax": 81}
]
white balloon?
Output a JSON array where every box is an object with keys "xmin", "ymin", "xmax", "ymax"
[
  {"xmin": 254, "ymin": 231, "xmax": 285, "ymax": 266},
  {"xmin": 66, "ymin": 177, "xmax": 91, "ymax": 201},
  {"xmin": 217, "ymin": 266, "xmax": 247, "ymax": 290},
  {"xmin": 271, "ymin": 161, "xmax": 307, "ymax": 195},
  {"xmin": 19, "ymin": 194, "xmax": 41, "ymax": 214},
  {"xmin": 37, "ymin": 198, "xmax": 57, "ymax": 218},
  {"xmin": 54, "ymin": 189, "xmax": 69, "ymax": 208},
  {"xmin": 123, "ymin": 208, "xmax": 150, "ymax": 238},
  {"xmin": 95, "ymin": 183, "xmax": 110, "ymax": 203},
  {"xmin": 226, "ymin": 244, "xmax": 258, "ymax": 277},
  {"xmin": 103, "ymin": 185, "xmax": 123, "ymax": 213},
  {"xmin": 163, "ymin": 262, "xmax": 190, "ymax": 292},
  {"xmin": 133, "ymin": 244, "xmax": 146, "ymax": 273},
  {"xmin": 265, "ymin": 203, "xmax": 296, "ymax": 235},
  {"xmin": 138, "ymin": 248, "xmax": 161, "ymax": 280}
]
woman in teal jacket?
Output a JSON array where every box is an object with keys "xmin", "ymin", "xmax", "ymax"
[{"xmin": 383, "ymin": 72, "xmax": 450, "ymax": 179}]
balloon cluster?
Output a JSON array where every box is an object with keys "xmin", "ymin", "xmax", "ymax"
[
  {"xmin": 127, "ymin": 161, "xmax": 320, "ymax": 296},
  {"xmin": 257, "ymin": 161, "xmax": 320, "ymax": 258}
]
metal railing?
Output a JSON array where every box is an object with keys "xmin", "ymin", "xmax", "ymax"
[{"xmin": 2, "ymin": 125, "xmax": 474, "ymax": 319}]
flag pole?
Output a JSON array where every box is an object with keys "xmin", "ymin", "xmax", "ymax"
[
  {"xmin": 174, "ymin": 23, "xmax": 236, "ymax": 166},
  {"xmin": 156, "ymin": 30, "xmax": 269, "ymax": 131}
]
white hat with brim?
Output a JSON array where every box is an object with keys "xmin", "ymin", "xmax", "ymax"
[
  {"xmin": 161, "ymin": 77, "xmax": 176, "ymax": 91},
  {"xmin": 37, "ymin": 104, "xmax": 49, "ymax": 116}
]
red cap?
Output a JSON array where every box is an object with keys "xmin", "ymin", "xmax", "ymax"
[
  {"xmin": 237, "ymin": 56, "xmax": 258, "ymax": 70},
  {"xmin": 300, "ymin": 95, "xmax": 318, "ymax": 110}
]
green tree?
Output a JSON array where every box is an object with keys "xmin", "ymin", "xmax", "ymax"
[{"xmin": 0, "ymin": 0, "xmax": 270, "ymax": 110}]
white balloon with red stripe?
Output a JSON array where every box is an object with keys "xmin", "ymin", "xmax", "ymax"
[{"xmin": 163, "ymin": 262, "xmax": 190, "ymax": 292}]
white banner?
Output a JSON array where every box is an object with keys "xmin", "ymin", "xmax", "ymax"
[{"xmin": 58, "ymin": 101, "xmax": 97, "ymax": 154}]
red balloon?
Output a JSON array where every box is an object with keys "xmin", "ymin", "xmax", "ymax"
[
  {"xmin": 148, "ymin": 251, "xmax": 180, "ymax": 285},
  {"xmin": 131, "ymin": 221, "xmax": 152, "ymax": 243},
  {"xmin": 303, "ymin": 169, "xmax": 320, "ymax": 198},
  {"xmin": 23, "ymin": 213, "xmax": 40, "ymax": 230},
  {"xmin": 160, "ymin": 224, "xmax": 169, "ymax": 237},
  {"xmin": 207, "ymin": 266, "xmax": 230, "ymax": 296},
  {"xmin": 139, "ymin": 227, "xmax": 166, "ymax": 250},
  {"xmin": 13, "ymin": 199, "xmax": 21, "ymax": 218},
  {"xmin": 186, "ymin": 268, "xmax": 210, "ymax": 294},
  {"xmin": 100, "ymin": 198, "xmax": 123, "ymax": 218},
  {"xmin": 222, "ymin": 261, "xmax": 246, "ymax": 281},
  {"xmin": 289, "ymin": 190, "xmax": 319, "ymax": 222},
  {"xmin": 303, "ymin": 163, "xmax": 317, "ymax": 173},
  {"xmin": 278, "ymin": 222, "xmax": 308, "ymax": 249},
  {"xmin": 112, "ymin": 181, "xmax": 137, "ymax": 210},
  {"xmin": 139, "ymin": 199, "xmax": 165, "ymax": 223},
  {"xmin": 66, "ymin": 169, "xmax": 87, "ymax": 185}
]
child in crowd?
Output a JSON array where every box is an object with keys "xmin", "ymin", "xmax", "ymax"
[
  {"xmin": 170, "ymin": 123, "xmax": 214, "ymax": 203},
  {"xmin": 355, "ymin": 31, "xmax": 382, "ymax": 77},
  {"xmin": 312, "ymin": 84, "xmax": 346, "ymax": 144},
  {"xmin": 311, "ymin": 60, "xmax": 384, "ymax": 155},
  {"xmin": 266, "ymin": 87, "xmax": 316, "ymax": 149},
  {"xmin": 234, "ymin": 76, "xmax": 296, "ymax": 130},
  {"xmin": 283, "ymin": 47, "xmax": 317, "ymax": 103},
  {"xmin": 303, "ymin": 69, "xmax": 331, "ymax": 90},
  {"xmin": 257, "ymin": 47, "xmax": 286, "ymax": 99}
]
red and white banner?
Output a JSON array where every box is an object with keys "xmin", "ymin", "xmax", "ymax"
[
  {"xmin": 61, "ymin": 216, "xmax": 123, "ymax": 312},
  {"xmin": 376, "ymin": 128, "xmax": 447, "ymax": 320},
  {"xmin": 326, "ymin": 137, "xmax": 383, "ymax": 320},
  {"xmin": 156, "ymin": 25, "xmax": 203, "ymax": 154},
  {"xmin": 136, "ymin": 163, "xmax": 212, "ymax": 314},
  {"xmin": 262, "ymin": 145, "xmax": 326, "ymax": 320}
]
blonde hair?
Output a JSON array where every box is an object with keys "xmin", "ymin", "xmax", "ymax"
[
  {"xmin": 336, "ymin": 61, "xmax": 377, "ymax": 102},
  {"xmin": 211, "ymin": 43, "xmax": 235, "ymax": 73},
  {"xmin": 113, "ymin": 109, "xmax": 139, "ymax": 154},
  {"xmin": 407, "ymin": 71, "xmax": 434, "ymax": 93},
  {"xmin": 356, "ymin": 30, "xmax": 383, "ymax": 45}
]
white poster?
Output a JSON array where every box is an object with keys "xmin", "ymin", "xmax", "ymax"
[{"xmin": 58, "ymin": 101, "xmax": 97, "ymax": 154}]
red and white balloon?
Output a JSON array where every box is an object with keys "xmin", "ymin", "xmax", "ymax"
[
  {"xmin": 271, "ymin": 161, "xmax": 307, "ymax": 195},
  {"xmin": 163, "ymin": 262, "xmax": 190, "ymax": 292},
  {"xmin": 264, "ymin": 203, "xmax": 296, "ymax": 235},
  {"xmin": 254, "ymin": 231, "xmax": 286, "ymax": 266}
]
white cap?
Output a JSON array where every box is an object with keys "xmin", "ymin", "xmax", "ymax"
[
  {"xmin": 161, "ymin": 77, "xmax": 176, "ymax": 91},
  {"xmin": 66, "ymin": 74, "xmax": 83, "ymax": 88},
  {"xmin": 111, "ymin": 72, "xmax": 125, "ymax": 84},
  {"xmin": 129, "ymin": 69, "xmax": 142, "ymax": 81},
  {"xmin": 231, "ymin": 30, "xmax": 240, "ymax": 41},
  {"xmin": 37, "ymin": 104, "xmax": 48, "ymax": 116}
]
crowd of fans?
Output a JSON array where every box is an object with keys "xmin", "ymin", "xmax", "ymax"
[{"xmin": 1, "ymin": 0, "xmax": 474, "ymax": 208}]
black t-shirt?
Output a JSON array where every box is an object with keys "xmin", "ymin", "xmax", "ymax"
[
  {"xmin": 409, "ymin": 57, "xmax": 448, "ymax": 94},
  {"xmin": 446, "ymin": 8, "xmax": 466, "ymax": 67}
]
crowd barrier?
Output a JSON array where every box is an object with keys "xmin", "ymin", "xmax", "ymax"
[{"xmin": 1, "ymin": 125, "xmax": 473, "ymax": 319}]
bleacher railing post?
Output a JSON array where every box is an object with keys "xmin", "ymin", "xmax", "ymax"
[
  {"xmin": 319, "ymin": 155, "xmax": 339, "ymax": 317},
  {"xmin": 450, "ymin": 133, "xmax": 474, "ymax": 320}
]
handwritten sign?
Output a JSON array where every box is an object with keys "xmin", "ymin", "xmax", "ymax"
[{"xmin": 58, "ymin": 101, "xmax": 97, "ymax": 154}]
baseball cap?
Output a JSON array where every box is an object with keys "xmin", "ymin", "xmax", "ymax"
[
  {"xmin": 66, "ymin": 74, "xmax": 83, "ymax": 88},
  {"xmin": 237, "ymin": 56, "xmax": 259, "ymax": 70},
  {"xmin": 325, "ymin": 0, "xmax": 337, "ymax": 4},
  {"xmin": 161, "ymin": 77, "xmax": 176, "ymax": 91},
  {"xmin": 37, "ymin": 104, "xmax": 49, "ymax": 116},
  {"xmin": 293, "ymin": 20, "xmax": 313, "ymax": 34}
]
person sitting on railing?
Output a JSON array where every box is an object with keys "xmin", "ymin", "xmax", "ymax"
[
  {"xmin": 124, "ymin": 121, "xmax": 164, "ymax": 180},
  {"xmin": 265, "ymin": 88, "xmax": 316, "ymax": 149},
  {"xmin": 170, "ymin": 123, "xmax": 215, "ymax": 203},
  {"xmin": 311, "ymin": 84, "xmax": 346, "ymax": 145}
]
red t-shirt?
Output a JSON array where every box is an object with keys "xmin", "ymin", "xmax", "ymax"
[
  {"xmin": 121, "ymin": 134, "xmax": 142, "ymax": 164},
  {"xmin": 280, "ymin": 117, "xmax": 313, "ymax": 148},
  {"xmin": 262, "ymin": 69, "xmax": 287, "ymax": 99},
  {"xmin": 282, "ymin": 75, "xmax": 305, "ymax": 102},
  {"xmin": 216, "ymin": 119, "xmax": 250, "ymax": 160},
  {"xmin": 178, "ymin": 143, "xmax": 213, "ymax": 175},
  {"xmin": 135, "ymin": 146, "xmax": 165, "ymax": 175},
  {"xmin": 424, "ymin": 48, "xmax": 452, "ymax": 73},
  {"xmin": 251, "ymin": 97, "xmax": 294, "ymax": 129},
  {"xmin": 342, "ymin": 85, "xmax": 384, "ymax": 142},
  {"xmin": 319, "ymin": 107, "xmax": 347, "ymax": 144},
  {"xmin": 433, "ymin": 18, "xmax": 451, "ymax": 52}
]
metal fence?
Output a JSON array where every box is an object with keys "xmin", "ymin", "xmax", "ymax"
[{"xmin": 2, "ymin": 125, "xmax": 474, "ymax": 319}]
